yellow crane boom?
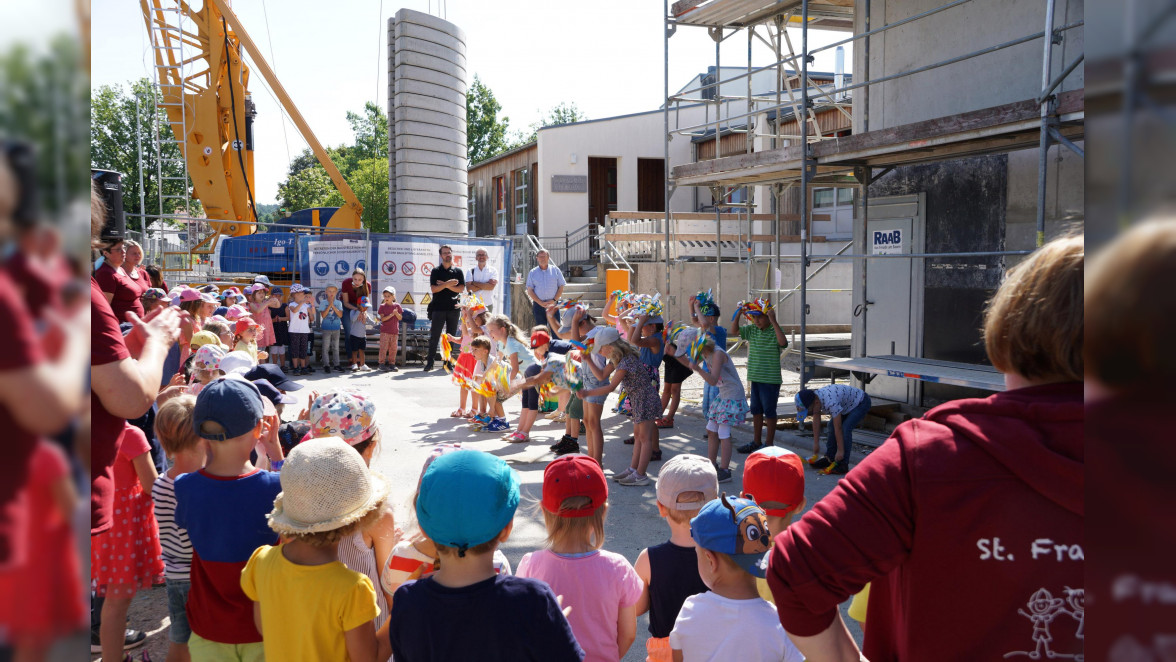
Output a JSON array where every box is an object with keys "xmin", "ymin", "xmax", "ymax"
[{"xmin": 141, "ymin": 0, "xmax": 362, "ymax": 238}]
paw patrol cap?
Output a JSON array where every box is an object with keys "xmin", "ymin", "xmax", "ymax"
[{"xmin": 690, "ymin": 494, "xmax": 773, "ymax": 578}]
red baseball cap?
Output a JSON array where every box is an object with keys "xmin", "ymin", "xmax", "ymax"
[
  {"xmin": 531, "ymin": 331, "xmax": 551, "ymax": 349},
  {"xmin": 741, "ymin": 447, "xmax": 805, "ymax": 517},
  {"xmin": 542, "ymin": 455, "xmax": 607, "ymax": 517},
  {"xmin": 234, "ymin": 317, "xmax": 263, "ymax": 335}
]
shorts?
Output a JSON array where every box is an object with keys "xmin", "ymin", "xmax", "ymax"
[
  {"xmin": 663, "ymin": 354, "xmax": 691, "ymax": 384},
  {"xmin": 165, "ymin": 577, "xmax": 191, "ymax": 644},
  {"xmin": 580, "ymin": 362, "xmax": 609, "ymax": 405},
  {"xmin": 289, "ymin": 332, "xmax": 310, "ymax": 360},
  {"xmin": 268, "ymin": 344, "xmax": 286, "ymax": 356},
  {"xmin": 748, "ymin": 381, "xmax": 781, "ymax": 417},
  {"xmin": 188, "ymin": 633, "xmax": 264, "ymax": 662},
  {"xmin": 521, "ymin": 364, "xmax": 542, "ymax": 410},
  {"xmin": 567, "ymin": 393, "xmax": 583, "ymax": 419},
  {"xmin": 350, "ymin": 334, "xmax": 368, "ymax": 351}
]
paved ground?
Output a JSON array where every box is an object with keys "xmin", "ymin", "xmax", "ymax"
[{"xmin": 90, "ymin": 360, "xmax": 864, "ymax": 661}]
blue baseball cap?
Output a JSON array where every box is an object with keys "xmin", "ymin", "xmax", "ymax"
[
  {"xmin": 416, "ymin": 449, "xmax": 520, "ymax": 554},
  {"xmin": 192, "ymin": 377, "xmax": 265, "ymax": 441},
  {"xmin": 794, "ymin": 389, "xmax": 817, "ymax": 423},
  {"xmin": 690, "ymin": 494, "xmax": 773, "ymax": 578}
]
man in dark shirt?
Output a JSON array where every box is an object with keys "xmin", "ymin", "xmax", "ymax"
[{"xmin": 425, "ymin": 244, "xmax": 464, "ymax": 372}]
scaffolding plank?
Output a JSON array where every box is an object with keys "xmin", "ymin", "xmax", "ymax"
[
  {"xmin": 671, "ymin": 90, "xmax": 1084, "ymax": 187},
  {"xmin": 605, "ymin": 232, "xmax": 823, "ymax": 242},
  {"xmin": 815, "ymin": 355, "xmax": 1005, "ymax": 391}
]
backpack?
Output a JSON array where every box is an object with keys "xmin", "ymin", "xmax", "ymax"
[{"xmin": 401, "ymin": 307, "xmax": 418, "ymax": 329}]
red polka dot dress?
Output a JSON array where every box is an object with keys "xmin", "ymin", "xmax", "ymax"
[{"xmin": 90, "ymin": 424, "xmax": 164, "ymax": 598}]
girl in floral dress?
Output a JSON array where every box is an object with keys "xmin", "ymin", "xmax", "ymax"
[
  {"xmin": 247, "ymin": 283, "xmax": 280, "ymax": 352},
  {"xmin": 684, "ymin": 334, "xmax": 748, "ymax": 484},
  {"xmin": 90, "ymin": 425, "xmax": 164, "ymax": 662}
]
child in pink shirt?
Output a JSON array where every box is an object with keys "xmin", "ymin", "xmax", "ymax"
[
  {"xmin": 377, "ymin": 286, "xmax": 402, "ymax": 371},
  {"xmin": 516, "ymin": 455, "xmax": 642, "ymax": 662}
]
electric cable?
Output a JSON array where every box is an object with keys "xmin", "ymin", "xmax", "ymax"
[{"xmin": 222, "ymin": 15, "xmax": 259, "ymax": 226}]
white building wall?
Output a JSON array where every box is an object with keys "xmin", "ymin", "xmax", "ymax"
[{"xmin": 535, "ymin": 104, "xmax": 712, "ymax": 239}]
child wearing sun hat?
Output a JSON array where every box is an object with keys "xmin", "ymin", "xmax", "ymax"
[{"xmin": 241, "ymin": 437, "xmax": 391, "ymax": 662}]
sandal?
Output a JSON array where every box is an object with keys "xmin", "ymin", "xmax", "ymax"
[
  {"xmin": 655, "ymin": 417, "xmax": 674, "ymax": 428},
  {"xmin": 506, "ymin": 432, "xmax": 530, "ymax": 443},
  {"xmin": 450, "ymin": 409, "xmax": 465, "ymax": 418},
  {"xmin": 623, "ymin": 436, "xmax": 635, "ymax": 445}
]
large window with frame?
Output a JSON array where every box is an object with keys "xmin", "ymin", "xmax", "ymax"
[
  {"xmin": 467, "ymin": 185, "xmax": 476, "ymax": 236},
  {"xmin": 512, "ymin": 167, "xmax": 529, "ymax": 235},
  {"xmin": 494, "ymin": 176, "xmax": 507, "ymax": 235},
  {"xmin": 811, "ymin": 186, "xmax": 855, "ymax": 237}
]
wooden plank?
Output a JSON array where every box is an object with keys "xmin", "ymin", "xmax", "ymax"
[
  {"xmin": 604, "ymin": 233, "xmax": 826, "ymax": 242},
  {"xmin": 671, "ymin": 0, "xmax": 708, "ymax": 17}
]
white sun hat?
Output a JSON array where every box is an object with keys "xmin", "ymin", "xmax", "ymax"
[{"xmin": 267, "ymin": 437, "xmax": 390, "ymax": 536}]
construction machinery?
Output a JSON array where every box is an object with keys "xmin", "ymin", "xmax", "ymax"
[{"xmin": 141, "ymin": 0, "xmax": 363, "ymax": 275}]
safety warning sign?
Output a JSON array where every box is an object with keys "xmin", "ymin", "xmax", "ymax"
[
  {"xmin": 421, "ymin": 293, "xmax": 432, "ymax": 305},
  {"xmin": 401, "ymin": 292, "xmax": 415, "ymax": 305}
]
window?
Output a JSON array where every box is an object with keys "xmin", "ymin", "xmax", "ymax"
[
  {"xmin": 814, "ymin": 187, "xmax": 855, "ymax": 208},
  {"xmin": 512, "ymin": 167, "xmax": 529, "ymax": 235},
  {"xmin": 467, "ymin": 185, "xmax": 476, "ymax": 237},
  {"xmin": 838, "ymin": 187, "xmax": 854, "ymax": 204},
  {"xmin": 494, "ymin": 176, "xmax": 507, "ymax": 236}
]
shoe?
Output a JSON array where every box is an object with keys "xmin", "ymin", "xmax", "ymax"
[
  {"xmin": 617, "ymin": 472, "xmax": 651, "ymax": 486},
  {"xmin": 650, "ymin": 449, "xmax": 662, "ymax": 461},
  {"xmin": 484, "ymin": 418, "xmax": 510, "ymax": 432},
  {"xmin": 806, "ymin": 454, "xmax": 821, "ymax": 465},
  {"xmin": 737, "ymin": 441, "xmax": 765, "ymax": 454},
  {"xmin": 611, "ymin": 467, "xmax": 636, "ymax": 482},
  {"xmin": 348, "ymin": 364, "xmax": 358, "ymax": 372},
  {"xmin": 716, "ymin": 468, "xmax": 733, "ymax": 483},
  {"xmin": 553, "ymin": 438, "xmax": 580, "ymax": 457},
  {"xmin": 811, "ymin": 456, "xmax": 832, "ymax": 470},
  {"xmin": 422, "ymin": 363, "xmax": 434, "ymax": 372},
  {"xmin": 623, "ymin": 436, "xmax": 635, "ymax": 445},
  {"xmin": 506, "ymin": 432, "xmax": 529, "ymax": 443},
  {"xmin": 92, "ymin": 629, "xmax": 147, "ymax": 653},
  {"xmin": 323, "ymin": 365, "xmax": 332, "ymax": 373},
  {"xmin": 392, "ymin": 364, "xmax": 399, "ymax": 372},
  {"xmin": 822, "ymin": 460, "xmax": 849, "ymax": 475},
  {"xmin": 450, "ymin": 409, "xmax": 466, "ymax": 418},
  {"xmin": 377, "ymin": 363, "xmax": 385, "ymax": 371},
  {"xmin": 549, "ymin": 434, "xmax": 574, "ymax": 451},
  {"xmin": 545, "ymin": 410, "xmax": 561, "ymax": 420}
]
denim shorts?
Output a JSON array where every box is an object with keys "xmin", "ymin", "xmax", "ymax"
[
  {"xmin": 748, "ymin": 381, "xmax": 781, "ymax": 418},
  {"xmin": 166, "ymin": 577, "xmax": 192, "ymax": 644}
]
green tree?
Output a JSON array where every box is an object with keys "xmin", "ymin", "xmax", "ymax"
[
  {"xmin": 0, "ymin": 35, "xmax": 90, "ymax": 217},
  {"xmin": 346, "ymin": 101, "xmax": 388, "ymax": 162},
  {"xmin": 515, "ymin": 102, "xmax": 587, "ymax": 146},
  {"xmin": 466, "ymin": 75, "xmax": 511, "ymax": 165},
  {"xmin": 90, "ymin": 78, "xmax": 201, "ymax": 231}
]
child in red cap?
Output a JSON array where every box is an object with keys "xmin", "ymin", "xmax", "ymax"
[
  {"xmin": 741, "ymin": 446, "xmax": 807, "ymax": 602},
  {"xmin": 232, "ymin": 317, "xmax": 269, "ymax": 362},
  {"xmin": 517, "ymin": 455, "xmax": 643, "ymax": 662}
]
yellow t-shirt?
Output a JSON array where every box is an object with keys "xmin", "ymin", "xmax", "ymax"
[{"xmin": 241, "ymin": 544, "xmax": 380, "ymax": 662}]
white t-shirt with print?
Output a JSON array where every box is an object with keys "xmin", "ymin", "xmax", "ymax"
[
  {"xmin": 288, "ymin": 301, "xmax": 313, "ymax": 334},
  {"xmin": 815, "ymin": 383, "xmax": 866, "ymax": 417},
  {"xmin": 669, "ymin": 591, "xmax": 803, "ymax": 662}
]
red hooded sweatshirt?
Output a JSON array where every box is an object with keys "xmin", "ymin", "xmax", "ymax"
[{"xmin": 767, "ymin": 382, "xmax": 1083, "ymax": 661}]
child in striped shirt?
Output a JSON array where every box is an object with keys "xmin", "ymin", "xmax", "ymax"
[{"xmin": 152, "ymin": 395, "xmax": 207, "ymax": 662}]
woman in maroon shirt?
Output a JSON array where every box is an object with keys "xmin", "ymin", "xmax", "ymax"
[
  {"xmin": 341, "ymin": 268, "xmax": 370, "ymax": 355},
  {"xmin": 93, "ymin": 240, "xmax": 143, "ymax": 323},
  {"xmin": 123, "ymin": 239, "xmax": 151, "ymax": 298}
]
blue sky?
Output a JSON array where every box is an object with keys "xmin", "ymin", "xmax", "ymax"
[{"xmin": 89, "ymin": 0, "xmax": 851, "ymax": 204}]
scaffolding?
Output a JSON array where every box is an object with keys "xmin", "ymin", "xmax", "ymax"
[{"xmin": 662, "ymin": 0, "xmax": 1085, "ymax": 399}]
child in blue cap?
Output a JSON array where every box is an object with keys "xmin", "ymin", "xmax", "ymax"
[
  {"xmin": 388, "ymin": 449, "xmax": 584, "ymax": 661},
  {"xmin": 669, "ymin": 494, "xmax": 803, "ymax": 662}
]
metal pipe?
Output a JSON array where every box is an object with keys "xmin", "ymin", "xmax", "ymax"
[
  {"xmin": 1035, "ymin": 0, "xmax": 1058, "ymax": 248},
  {"xmin": 860, "ymin": 0, "xmax": 871, "ymax": 361},
  {"xmin": 135, "ymin": 97, "xmax": 149, "ymax": 258},
  {"xmin": 1048, "ymin": 127, "xmax": 1084, "ymax": 157},
  {"xmin": 664, "ymin": 0, "xmax": 672, "ymax": 296},
  {"xmin": 799, "ymin": 0, "xmax": 809, "ymax": 390},
  {"xmin": 793, "ymin": 250, "xmax": 1038, "ymax": 260},
  {"xmin": 1038, "ymin": 53, "xmax": 1083, "ymax": 104}
]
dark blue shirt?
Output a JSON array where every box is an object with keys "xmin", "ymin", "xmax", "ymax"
[
  {"xmin": 390, "ymin": 573, "xmax": 584, "ymax": 661},
  {"xmin": 647, "ymin": 541, "xmax": 710, "ymax": 638}
]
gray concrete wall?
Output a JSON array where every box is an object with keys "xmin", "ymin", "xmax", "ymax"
[
  {"xmin": 628, "ymin": 257, "xmax": 853, "ymax": 328},
  {"xmin": 853, "ymin": 0, "xmax": 1084, "ymax": 131},
  {"xmin": 387, "ymin": 9, "xmax": 468, "ymax": 236}
]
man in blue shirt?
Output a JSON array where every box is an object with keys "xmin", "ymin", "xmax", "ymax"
[{"xmin": 526, "ymin": 249, "xmax": 565, "ymax": 328}]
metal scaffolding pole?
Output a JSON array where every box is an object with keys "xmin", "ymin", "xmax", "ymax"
[
  {"xmin": 859, "ymin": 0, "xmax": 871, "ymax": 361},
  {"xmin": 664, "ymin": 0, "xmax": 673, "ymax": 295},
  {"xmin": 1035, "ymin": 0, "xmax": 1059, "ymax": 248},
  {"xmin": 799, "ymin": 0, "xmax": 810, "ymax": 389}
]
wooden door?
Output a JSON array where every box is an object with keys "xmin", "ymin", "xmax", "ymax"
[
  {"xmin": 588, "ymin": 157, "xmax": 617, "ymax": 253},
  {"xmin": 637, "ymin": 158, "xmax": 666, "ymax": 212}
]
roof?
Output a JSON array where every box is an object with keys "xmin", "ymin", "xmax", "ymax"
[{"xmin": 468, "ymin": 140, "xmax": 537, "ymax": 170}]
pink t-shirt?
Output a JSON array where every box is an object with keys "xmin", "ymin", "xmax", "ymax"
[
  {"xmin": 377, "ymin": 302, "xmax": 401, "ymax": 335},
  {"xmin": 516, "ymin": 548, "xmax": 643, "ymax": 662}
]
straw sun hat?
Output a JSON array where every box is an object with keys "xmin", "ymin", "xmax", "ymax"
[{"xmin": 267, "ymin": 437, "xmax": 389, "ymax": 536}]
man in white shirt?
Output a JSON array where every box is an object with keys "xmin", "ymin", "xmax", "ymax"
[{"xmin": 465, "ymin": 249, "xmax": 499, "ymax": 310}]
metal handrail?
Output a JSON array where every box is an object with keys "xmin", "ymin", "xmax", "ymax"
[{"xmin": 596, "ymin": 239, "xmax": 634, "ymax": 273}]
